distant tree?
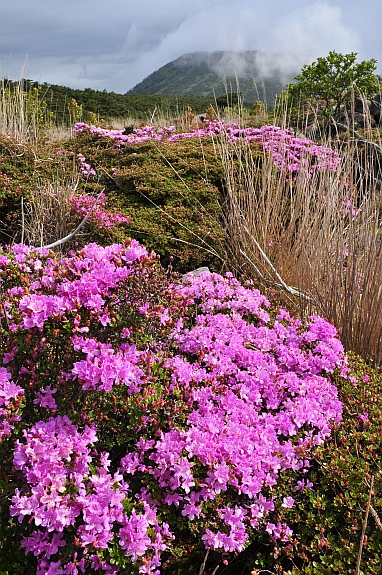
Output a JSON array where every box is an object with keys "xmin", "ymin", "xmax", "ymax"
[
  {"xmin": 215, "ymin": 92, "xmax": 240, "ymax": 109},
  {"xmin": 287, "ymin": 51, "xmax": 378, "ymax": 120}
]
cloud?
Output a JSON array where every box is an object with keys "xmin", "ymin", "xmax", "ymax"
[
  {"xmin": 255, "ymin": 1, "xmax": 361, "ymax": 80},
  {"xmin": 0, "ymin": 0, "xmax": 374, "ymax": 92},
  {"xmin": 273, "ymin": 1, "xmax": 360, "ymax": 55},
  {"xmin": 124, "ymin": 1, "xmax": 361, "ymax": 90}
]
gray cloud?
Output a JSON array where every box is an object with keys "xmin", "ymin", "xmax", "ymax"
[{"xmin": 0, "ymin": 0, "xmax": 381, "ymax": 92}]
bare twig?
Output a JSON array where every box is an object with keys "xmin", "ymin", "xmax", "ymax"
[
  {"xmin": 355, "ymin": 475, "xmax": 374, "ymax": 575},
  {"xmin": 198, "ymin": 550, "xmax": 209, "ymax": 575},
  {"xmin": 369, "ymin": 503, "xmax": 382, "ymax": 531},
  {"xmin": 334, "ymin": 121, "xmax": 382, "ymax": 155},
  {"xmin": 21, "ymin": 197, "xmax": 25, "ymax": 245}
]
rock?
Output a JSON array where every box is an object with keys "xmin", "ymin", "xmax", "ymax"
[
  {"xmin": 182, "ymin": 266, "xmax": 210, "ymax": 283},
  {"xmin": 355, "ymin": 97, "xmax": 371, "ymax": 114},
  {"xmin": 338, "ymin": 111, "xmax": 377, "ymax": 129},
  {"xmin": 193, "ymin": 114, "xmax": 206, "ymax": 124},
  {"xmin": 369, "ymin": 100, "xmax": 381, "ymax": 122}
]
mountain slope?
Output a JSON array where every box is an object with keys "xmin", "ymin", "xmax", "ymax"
[{"xmin": 129, "ymin": 51, "xmax": 294, "ymax": 104}]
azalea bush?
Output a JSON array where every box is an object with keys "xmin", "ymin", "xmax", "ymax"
[
  {"xmin": 71, "ymin": 127, "xmax": 227, "ymax": 271},
  {"xmin": 0, "ymin": 238, "xmax": 346, "ymax": 574},
  {"xmin": 74, "ymin": 120, "xmax": 340, "ymax": 177},
  {"xmin": 70, "ymin": 121, "xmax": 341, "ymax": 272}
]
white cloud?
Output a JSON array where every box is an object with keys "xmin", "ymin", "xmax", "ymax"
[
  {"xmin": 123, "ymin": 1, "xmax": 361, "ymax": 90},
  {"xmin": 260, "ymin": 2, "xmax": 360, "ymax": 74},
  {"xmin": 274, "ymin": 2, "xmax": 359, "ymax": 53},
  {"xmin": 0, "ymin": 0, "xmax": 377, "ymax": 92}
]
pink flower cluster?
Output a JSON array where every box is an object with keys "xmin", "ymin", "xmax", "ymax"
[
  {"xmin": 0, "ymin": 366, "xmax": 24, "ymax": 438},
  {"xmin": 69, "ymin": 192, "xmax": 131, "ymax": 229},
  {"xmin": 0, "ymin": 240, "xmax": 346, "ymax": 573},
  {"xmin": 11, "ymin": 416, "xmax": 169, "ymax": 575},
  {"xmin": 120, "ymin": 272, "xmax": 344, "ymax": 553},
  {"xmin": 77, "ymin": 153, "xmax": 96, "ymax": 178},
  {"xmin": 74, "ymin": 121, "xmax": 341, "ymax": 176}
]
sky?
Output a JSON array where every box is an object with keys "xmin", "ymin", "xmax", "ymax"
[{"xmin": 1, "ymin": 0, "xmax": 381, "ymax": 93}]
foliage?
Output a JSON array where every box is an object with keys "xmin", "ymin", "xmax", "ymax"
[
  {"xmin": 287, "ymin": 51, "xmax": 378, "ymax": 120},
  {"xmin": 0, "ymin": 130, "xmax": 134, "ymax": 248},
  {"xmin": 69, "ymin": 121, "xmax": 340, "ymax": 272},
  {"xmin": 0, "ymin": 240, "xmax": 345, "ymax": 574},
  {"xmin": 1, "ymin": 78, "xmax": 221, "ymax": 123},
  {"xmin": 69, "ymin": 125, "xmax": 227, "ymax": 271},
  {"xmin": 0, "ymin": 134, "xmax": 44, "ymax": 243}
]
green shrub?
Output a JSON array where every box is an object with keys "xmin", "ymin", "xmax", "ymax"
[{"xmin": 70, "ymin": 131, "xmax": 266, "ymax": 272}]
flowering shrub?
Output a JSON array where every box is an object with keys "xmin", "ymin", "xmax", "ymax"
[
  {"xmin": 241, "ymin": 354, "xmax": 382, "ymax": 575},
  {"xmin": 77, "ymin": 152, "xmax": 97, "ymax": 178},
  {"xmin": 0, "ymin": 240, "xmax": 345, "ymax": 574},
  {"xmin": 0, "ymin": 134, "xmax": 40, "ymax": 244},
  {"xmin": 0, "ymin": 366, "xmax": 24, "ymax": 439},
  {"xmin": 74, "ymin": 121, "xmax": 340, "ymax": 177},
  {"xmin": 69, "ymin": 192, "xmax": 131, "ymax": 229}
]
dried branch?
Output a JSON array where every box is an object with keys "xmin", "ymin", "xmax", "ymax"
[
  {"xmin": 198, "ymin": 550, "xmax": 209, "ymax": 575},
  {"xmin": 334, "ymin": 120, "xmax": 382, "ymax": 155},
  {"xmin": 41, "ymin": 189, "xmax": 104, "ymax": 250},
  {"xmin": 21, "ymin": 197, "xmax": 25, "ymax": 245},
  {"xmin": 369, "ymin": 503, "xmax": 382, "ymax": 531}
]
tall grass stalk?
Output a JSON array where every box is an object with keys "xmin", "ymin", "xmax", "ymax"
[
  {"xmin": 215, "ymin": 120, "xmax": 382, "ymax": 364},
  {"xmin": 0, "ymin": 73, "xmax": 56, "ymax": 143}
]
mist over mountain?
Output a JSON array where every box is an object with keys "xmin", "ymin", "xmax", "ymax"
[{"xmin": 128, "ymin": 51, "xmax": 296, "ymax": 104}]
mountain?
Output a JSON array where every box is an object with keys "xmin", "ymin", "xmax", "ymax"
[{"xmin": 128, "ymin": 51, "xmax": 295, "ymax": 105}]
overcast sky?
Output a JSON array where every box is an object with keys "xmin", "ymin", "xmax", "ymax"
[{"xmin": 1, "ymin": 0, "xmax": 381, "ymax": 93}]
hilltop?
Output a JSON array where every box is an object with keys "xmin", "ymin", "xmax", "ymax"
[{"xmin": 128, "ymin": 51, "xmax": 294, "ymax": 104}]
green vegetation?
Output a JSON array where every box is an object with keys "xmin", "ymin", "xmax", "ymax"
[
  {"xmin": 1, "ymin": 78, "xmax": 220, "ymax": 123},
  {"xmin": 286, "ymin": 51, "xmax": 379, "ymax": 120},
  {"xmin": 72, "ymin": 131, "xmax": 243, "ymax": 271}
]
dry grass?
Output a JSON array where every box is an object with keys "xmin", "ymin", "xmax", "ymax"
[
  {"xmin": 215, "ymin": 120, "xmax": 382, "ymax": 364},
  {"xmin": 43, "ymin": 124, "xmax": 72, "ymax": 142}
]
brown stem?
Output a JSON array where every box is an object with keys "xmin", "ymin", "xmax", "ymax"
[{"xmin": 199, "ymin": 550, "xmax": 210, "ymax": 575}]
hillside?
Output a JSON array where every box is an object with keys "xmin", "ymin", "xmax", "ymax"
[{"xmin": 129, "ymin": 51, "xmax": 294, "ymax": 104}]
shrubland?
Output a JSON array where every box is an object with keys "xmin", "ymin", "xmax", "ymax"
[{"xmin": 1, "ymin": 55, "xmax": 382, "ymax": 574}]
